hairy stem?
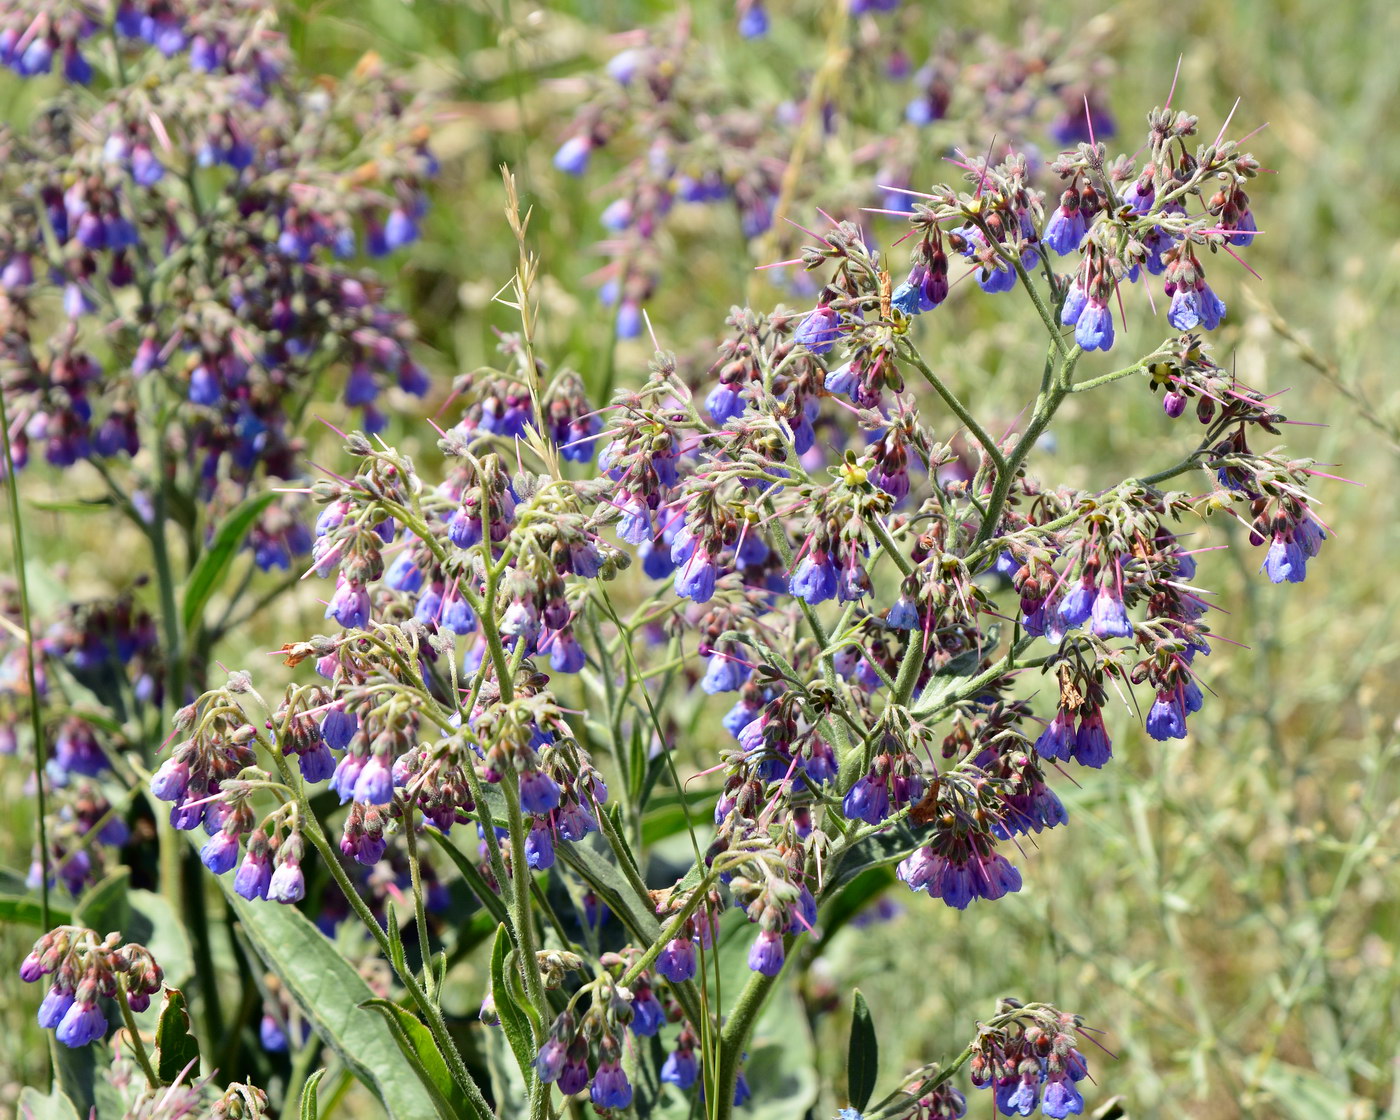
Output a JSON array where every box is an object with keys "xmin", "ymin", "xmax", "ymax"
[
  {"xmin": 116, "ymin": 980, "xmax": 160, "ymax": 1089},
  {"xmin": 900, "ymin": 341, "xmax": 1009, "ymax": 477}
]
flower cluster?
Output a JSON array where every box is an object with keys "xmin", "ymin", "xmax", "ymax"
[
  {"xmin": 892, "ymin": 106, "xmax": 1260, "ymax": 354},
  {"xmin": 532, "ymin": 953, "xmax": 681, "ymax": 1110},
  {"xmin": 67, "ymin": 59, "xmax": 1322, "ymax": 1119},
  {"xmin": 29, "ymin": 779, "xmax": 129, "ymax": 896},
  {"xmin": 553, "ymin": 13, "xmax": 1115, "ymax": 330},
  {"xmin": 149, "ymin": 685, "xmax": 314, "ymax": 902},
  {"xmin": 106, "ymin": 1046, "xmax": 270, "ymax": 1120},
  {"xmin": 20, "ymin": 925, "xmax": 163, "ymax": 1047},
  {"xmin": 967, "ymin": 1001, "xmax": 1093, "ymax": 1119},
  {"xmin": 0, "ymin": 0, "xmax": 434, "ymax": 526},
  {"xmin": 531, "ymin": 946, "xmax": 753, "ymax": 1109}
]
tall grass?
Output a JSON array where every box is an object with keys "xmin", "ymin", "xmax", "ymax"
[{"xmin": 2, "ymin": 0, "xmax": 1397, "ymax": 1115}]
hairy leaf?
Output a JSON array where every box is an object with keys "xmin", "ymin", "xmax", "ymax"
[
  {"xmin": 489, "ymin": 923, "xmax": 539, "ymax": 1083},
  {"xmin": 362, "ymin": 998, "xmax": 484, "ymax": 1120},
  {"xmin": 181, "ymin": 491, "xmax": 276, "ymax": 633},
  {"xmin": 298, "ymin": 1068, "xmax": 327, "ymax": 1120},
  {"xmin": 224, "ymin": 890, "xmax": 439, "ymax": 1119},
  {"xmin": 16, "ymin": 1086, "xmax": 82, "ymax": 1120}
]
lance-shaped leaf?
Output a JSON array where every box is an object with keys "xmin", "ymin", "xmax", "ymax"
[
  {"xmin": 847, "ymin": 988, "xmax": 879, "ymax": 1112},
  {"xmin": 223, "ymin": 890, "xmax": 439, "ymax": 1119}
]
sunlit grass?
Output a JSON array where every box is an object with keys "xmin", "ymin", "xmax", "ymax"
[{"xmin": 2, "ymin": 1, "xmax": 1398, "ymax": 1116}]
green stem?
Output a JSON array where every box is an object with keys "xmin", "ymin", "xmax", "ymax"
[
  {"xmin": 116, "ymin": 981, "xmax": 160, "ymax": 1088},
  {"xmin": 713, "ymin": 952, "xmax": 787, "ymax": 1120},
  {"xmin": 900, "ymin": 341, "xmax": 1009, "ymax": 476},
  {"xmin": 864, "ymin": 1045, "xmax": 974, "ymax": 1119},
  {"xmin": 1138, "ymin": 449, "xmax": 1207, "ymax": 488},
  {"xmin": 1068, "ymin": 358, "xmax": 1152, "ymax": 393},
  {"xmin": 619, "ymin": 870, "xmax": 719, "ymax": 985},
  {"xmin": 501, "ymin": 771, "xmax": 547, "ymax": 1032},
  {"xmin": 401, "ymin": 814, "xmax": 438, "ymax": 1002},
  {"xmin": 869, "ymin": 517, "xmax": 914, "ymax": 579},
  {"xmin": 891, "ymin": 629, "xmax": 927, "ymax": 708},
  {"xmin": 0, "ymin": 390, "xmax": 51, "ymax": 931},
  {"xmin": 264, "ymin": 746, "xmax": 494, "ymax": 1119},
  {"xmin": 911, "ymin": 639, "xmax": 1045, "ymax": 719},
  {"xmin": 1011, "ymin": 254, "xmax": 1070, "ymax": 358},
  {"xmin": 971, "ymin": 344, "xmax": 1081, "ymax": 549}
]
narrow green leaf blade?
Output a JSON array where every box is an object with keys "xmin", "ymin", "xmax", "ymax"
[
  {"xmin": 223, "ymin": 889, "xmax": 439, "ymax": 1120},
  {"xmin": 362, "ymin": 998, "xmax": 483, "ymax": 1120},
  {"xmin": 299, "ymin": 1068, "xmax": 327, "ymax": 1120},
  {"xmin": 556, "ymin": 840, "xmax": 659, "ymax": 945},
  {"xmin": 847, "ymin": 988, "xmax": 879, "ymax": 1112},
  {"xmin": 25, "ymin": 496, "xmax": 114, "ymax": 515},
  {"xmin": 0, "ymin": 866, "xmax": 73, "ymax": 927},
  {"xmin": 181, "ymin": 491, "xmax": 276, "ymax": 633},
  {"xmin": 384, "ymin": 901, "xmax": 407, "ymax": 973},
  {"xmin": 490, "ymin": 924, "xmax": 538, "ymax": 1082},
  {"xmin": 154, "ymin": 988, "xmax": 201, "ymax": 1086}
]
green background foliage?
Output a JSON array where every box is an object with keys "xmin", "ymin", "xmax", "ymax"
[{"xmin": 3, "ymin": 1, "xmax": 1399, "ymax": 1117}]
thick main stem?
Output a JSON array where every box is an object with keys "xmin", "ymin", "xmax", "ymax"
[
  {"xmin": 971, "ymin": 342, "xmax": 1081, "ymax": 549},
  {"xmin": 713, "ymin": 948, "xmax": 786, "ymax": 1120}
]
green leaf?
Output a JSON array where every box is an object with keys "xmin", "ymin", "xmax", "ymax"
[
  {"xmin": 362, "ymin": 998, "xmax": 484, "ymax": 1120},
  {"xmin": 425, "ymin": 828, "xmax": 511, "ymax": 927},
  {"xmin": 818, "ymin": 866, "xmax": 895, "ymax": 946},
  {"xmin": 299, "ymin": 1068, "xmax": 328, "ymax": 1120},
  {"xmin": 556, "ymin": 840, "xmax": 659, "ymax": 945},
  {"xmin": 127, "ymin": 889, "xmax": 194, "ymax": 988},
  {"xmin": 480, "ymin": 1011, "xmax": 528, "ymax": 1115},
  {"xmin": 155, "ymin": 988, "xmax": 201, "ymax": 1086},
  {"xmin": 489, "ymin": 924, "xmax": 538, "ymax": 1082},
  {"xmin": 847, "ymin": 989, "xmax": 879, "ymax": 1112},
  {"xmin": 0, "ymin": 866, "xmax": 74, "ymax": 927},
  {"xmin": 222, "ymin": 888, "xmax": 439, "ymax": 1120},
  {"xmin": 384, "ymin": 901, "xmax": 408, "ymax": 973},
  {"xmin": 25, "ymin": 495, "xmax": 114, "ymax": 515},
  {"xmin": 73, "ymin": 867, "xmax": 132, "ymax": 935},
  {"xmin": 181, "ymin": 491, "xmax": 276, "ymax": 633},
  {"xmin": 52, "ymin": 1037, "xmax": 124, "ymax": 1120},
  {"xmin": 16, "ymin": 1086, "xmax": 82, "ymax": 1120}
]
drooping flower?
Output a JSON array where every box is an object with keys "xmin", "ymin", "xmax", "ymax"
[
  {"xmin": 793, "ymin": 304, "xmax": 842, "ymax": 355},
  {"xmin": 1146, "ymin": 689, "xmax": 1188, "ymax": 741},
  {"xmin": 1089, "ymin": 587, "xmax": 1132, "ymax": 639},
  {"xmin": 747, "ymin": 929, "xmax": 785, "ymax": 976},
  {"xmin": 656, "ymin": 937, "xmax": 698, "ymax": 983},
  {"xmin": 553, "ymin": 135, "xmax": 593, "ymax": 176},
  {"xmin": 590, "ymin": 1059, "xmax": 633, "ymax": 1110},
  {"xmin": 1074, "ymin": 297, "xmax": 1114, "ymax": 352}
]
